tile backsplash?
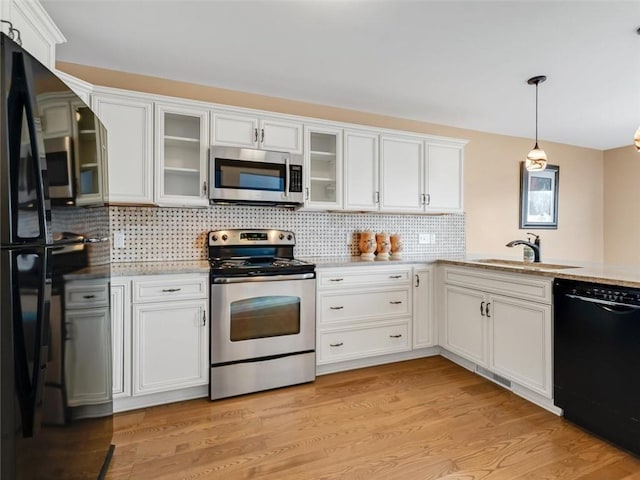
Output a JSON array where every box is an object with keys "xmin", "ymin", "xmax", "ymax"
[{"xmin": 109, "ymin": 205, "xmax": 465, "ymax": 263}]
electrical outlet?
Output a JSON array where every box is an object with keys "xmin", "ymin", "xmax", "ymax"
[
  {"xmin": 419, "ymin": 233, "xmax": 429, "ymax": 245},
  {"xmin": 114, "ymin": 231, "xmax": 125, "ymax": 249},
  {"xmin": 346, "ymin": 232, "xmax": 352, "ymax": 245}
]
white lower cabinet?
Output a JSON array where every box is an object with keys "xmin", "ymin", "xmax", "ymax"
[
  {"xmin": 110, "ymin": 273, "xmax": 209, "ymax": 411},
  {"xmin": 317, "ymin": 265, "xmax": 438, "ymax": 368},
  {"xmin": 413, "ymin": 266, "xmax": 434, "ymax": 349},
  {"xmin": 441, "ymin": 266, "xmax": 553, "ymax": 399},
  {"xmin": 63, "ymin": 280, "xmax": 111, "ymax": 408},
  {"xmin": 133, "ymin": 300, "xmax": 208, "ymax": 395}
]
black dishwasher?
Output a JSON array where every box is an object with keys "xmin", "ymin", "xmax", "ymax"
[{"xmin": 554, "ymin": 279, "xmax": 640, "ymax": 455}]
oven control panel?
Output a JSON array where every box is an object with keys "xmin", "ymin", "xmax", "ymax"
[{"xmin": 208, "ymin": 229, "xmax": 296, "ymax": 246}]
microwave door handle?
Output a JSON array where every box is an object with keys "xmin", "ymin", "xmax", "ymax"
[{"xmin": 284, "ymin": 157, "xmax": 290, "ymax": 198}]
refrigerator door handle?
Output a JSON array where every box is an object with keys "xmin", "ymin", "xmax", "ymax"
[
  {"xmin": 6, "ymin": 51, "xmax": 49, "ymax": 245},
  {"xmin": 11, "ymin": 249, "xmax": 50, "ymax": 438}
]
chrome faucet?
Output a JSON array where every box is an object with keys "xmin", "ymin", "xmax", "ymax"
[{"xmin": 506, "ymin": 233, "xmax": 541, "ymax": 263}]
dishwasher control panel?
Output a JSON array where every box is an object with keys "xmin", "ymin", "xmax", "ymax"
[{"xmin": 555, "ymin": 279, "xmax": 640, "ymax": 306}]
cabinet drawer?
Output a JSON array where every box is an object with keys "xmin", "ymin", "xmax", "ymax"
[
  {"xmin": 133, "ymin": 275, "xmax": 208, "ymax": 303},
  {"xmin": 65, "ymin": 282, "xmax": 110, "ymax": 309},
  {"xmin": 318, "ymin": 267, "xmax": 411, "ymax": 289},
  {"xmin": 318, "ymin": 322, "xmax": 410, "ymax": 364},
  {"xmin": 318, "ymin": 288, "xmax": 410, "ymax": 325},
  {"xmin": 443, "ymin": 267, "xmax": 552, "ymax": 304}
]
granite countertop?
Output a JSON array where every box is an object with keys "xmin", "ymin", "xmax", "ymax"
[
  {"xmin": 439, "ymin": 256, "xmax": 640, "ymax": 288},
  {"xmin": 67, "ymin": 256, "xmax": 640, "ymax": 288}
]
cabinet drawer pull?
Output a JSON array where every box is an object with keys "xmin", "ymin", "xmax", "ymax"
[
  {"xmin": 254, "ymin": 128, "xmax": 258, "ymax": 142},
  {"xmin": 485, "ymin": 302, "xmax": 491, "ymax": 318},
  {"xmin": 480, "ymin": 301, "xmax": 485, "ymax": 316},
  {"xmin": 329, "ymin": 278, "xmax": 344, "ymax": 282},
  {"xmin": 389, "ymin": 334, "xmax": 403, "ymax": 338},
  {"xmin": 82, "ymin": 294, "xmax": 96, "ymax": 299},
  {"xmin": 162, "ymin": 288, "xmax": 182, "ymax": 293},
  {"xmin": 389, "ymin": 275, "xmax": 402, "ymax": 279},
  {"xmin": 261, "ymin": 128, "xmax": 265, "ymax": 142},
  {"xmin": 330, "ymin": 306, "xmax": 344, "ymax": 310},
  {"xmin": 202, "ymin": 311, "xmax": 206, "ymax": 326},
  {"xmin": 329, "ymin": 342, "xmax": 344, "ymax": 347},
  {"xmin": 415, "ymin": 274, "xmax": 420, "ymax": 287},
  {"xmin": 389, "ymin": 301, "xmax": 402, "ymax": 305}
]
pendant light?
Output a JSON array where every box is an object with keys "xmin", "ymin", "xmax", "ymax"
[
  {"xmin": 525, "ymin": 75, "xmax": 548, "ymax": 171},
  {"xmin": 635, "ymin": 28, "xmax": 640, "ymax": 152}
]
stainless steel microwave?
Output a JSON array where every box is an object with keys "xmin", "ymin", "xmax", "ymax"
[
  {"xmin": 44, "ymin": 136, "xmax": 75, "ymax": 203},
  {"xmin": 208, "ymin": 146, "xmax": 304, "ymax": 206}
]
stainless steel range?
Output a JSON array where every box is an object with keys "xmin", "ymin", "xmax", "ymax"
[{"xmin": 208, "ymin": 229, "xmax": 316, "ymax": 400}]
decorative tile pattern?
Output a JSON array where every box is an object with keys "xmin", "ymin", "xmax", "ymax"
[{"xmin": 109, "ymin": 205, "xmax": 465, "ymax": 263}]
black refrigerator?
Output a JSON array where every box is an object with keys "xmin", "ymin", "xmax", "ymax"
[{"xmin": 0, "ymin": 33, "xmax": 114, "ymax": 479}]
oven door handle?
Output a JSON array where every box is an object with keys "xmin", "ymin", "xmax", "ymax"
[{"xmin": 213, "ymin": 273, "xmax": 315, "ymax": 284}]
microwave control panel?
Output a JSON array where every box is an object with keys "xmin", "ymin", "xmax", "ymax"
[{"xmin": 289, "ymin": 165, "xmax": 303, "ymax": 192}]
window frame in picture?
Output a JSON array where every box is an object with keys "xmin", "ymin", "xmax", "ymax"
[{"xmin": 519, "ymin": 163, "xmax": 559, "ymax": 229}]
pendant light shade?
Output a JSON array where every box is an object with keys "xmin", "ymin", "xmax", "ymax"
[{"xmin": 525, "ymin": 75, "xmax": 547, "ymax": 171}]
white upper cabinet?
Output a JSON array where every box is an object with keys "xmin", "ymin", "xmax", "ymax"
[
  {"xmin": 304, "ymin": 124, "xmax": 343, "ymax": 210},
  {"xmin": 0, "ymin": 0, "xmax": 65, "ymax": 69},
  {"xmin": 155, "ymin": 102, "xmax": 209, "ymax": 207},
  {"xmin": 343, "ymin": 129, "xmax": 379, "ymax": 211},
  {"xmin": 212, "ymin": 111, "xmax": 303, "ymax": 154},
  {"xmin": 424, "ymin": 142, "xmax": 464, "ymax": 213},
  {"xmin": 91, "ymin": 89, "xmax": 154, "ymax": 204},
  {"xmin": 380, "ymin": 135, "xmax": 424, "ymax": 212}
]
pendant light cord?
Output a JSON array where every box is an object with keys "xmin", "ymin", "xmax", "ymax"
[{"xmin": 535, "ymin": 82, "xmax": 539, "ymax": 146}]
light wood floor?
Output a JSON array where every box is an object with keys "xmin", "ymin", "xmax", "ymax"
[{"xmin": 106, "ymin": 357, "xmax": 640, "ymax": 480}]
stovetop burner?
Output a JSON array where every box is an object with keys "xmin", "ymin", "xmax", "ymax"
[{"xmin": 208, "ymin": 229, "xmax": 314, "ymax": 278}]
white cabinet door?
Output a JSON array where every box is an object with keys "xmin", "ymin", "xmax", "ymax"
[
  {"xmin": 1, "ymin": 0, "xmax": 64, "ymax": 69},
  {"xmin": 413, "ymin": 266, "xmax": 434, "ymax": 349},
  {"xmin": 304, "ymin": 124, "xmax": 343, "ymax": 209},
  {"xmin": 260, "ymin": 117, "xmax": 303, "ymax": 154},
  {"xmin": 64, "ymin": 307, "xmax": 112, "ymax": 407},
  {"xmin": 212, "ymin": 112, "xmax": 258, "ymax": 149},
  {"xmin": 40, "ymin": 100, "xmax": 71, "ymax": 138},
  {"xmin": 110, "ymin": 280, "xmax": 131, "ymax": 398},
  {"xmin": 343, "ymin": 130, "xmax": 379, "ymax": 211},
  {"xmin": 155, "ymin": 102, "xmax": 209, "ymax": 207},
  {"xmin": 425, "ymin": 143, "xmax": 463, "ymax": 213},
  {"xmin": 380, "ymin": 135, "xmax": 424, "ymax": 212},
  {"xmin": 92, "ymin": 91, "xmax": 154, "ymax": 204},
  {"xmin": 133, "ymin": 299, "xmax": 208, "ymax": 395},
  {"xmin": 489, "ymin": 294, "xmax": 552, "ymax": 397},
  {"xmin": 442, "ymin": 285, "xmax": 488, "ymax": 366}
]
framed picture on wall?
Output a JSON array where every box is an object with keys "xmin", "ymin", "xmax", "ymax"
[{"xmin": 519, "ymin": 163, "xmax": 559, "ymax": 229}]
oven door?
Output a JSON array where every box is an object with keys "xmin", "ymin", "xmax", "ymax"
[{"xmin": 211, "ymin": 274, "xmax": 315, "ymax": 364}]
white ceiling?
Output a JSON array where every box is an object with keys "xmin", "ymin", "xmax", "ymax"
[{"xmin": 41, "ymin": 0, "xmax": 640, "ymax": 150}]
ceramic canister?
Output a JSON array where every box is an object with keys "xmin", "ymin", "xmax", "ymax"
[
  {"xmin": 359, "ymin": 230, "xmax": 376, "ymax": 258},
  {"xmin": 390, "ymin": 233, "xmax": 403, "ymax": 258},
  {"xmin": 376, "ymin": 232, "xmax": 391, "ymax": 258}
]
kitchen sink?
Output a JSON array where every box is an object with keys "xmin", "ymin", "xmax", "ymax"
[{"xmin": 474, "ymin": 259, "xmax": 580, "ymax": 270}]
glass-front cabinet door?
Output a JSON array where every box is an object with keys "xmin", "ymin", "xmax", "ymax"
[
  {"xmin": 155, "ymin": 103, "xmax": 209, "ymax": 207},
  {"xmin": 73, "ymin": 102, "xmax": 106, "ymax": 205},
  {"xmin": 303, "ymin": 125, "xmax": 342, "ymax": 210}
]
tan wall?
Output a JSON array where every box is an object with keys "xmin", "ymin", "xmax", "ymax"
[
  {"xmin": 58, "ymin": 62, "xmax": 605, "ymax": 263},
  {"xmin": 603, "ymin": 146, "xmax": 640, "ymax": 265}
]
